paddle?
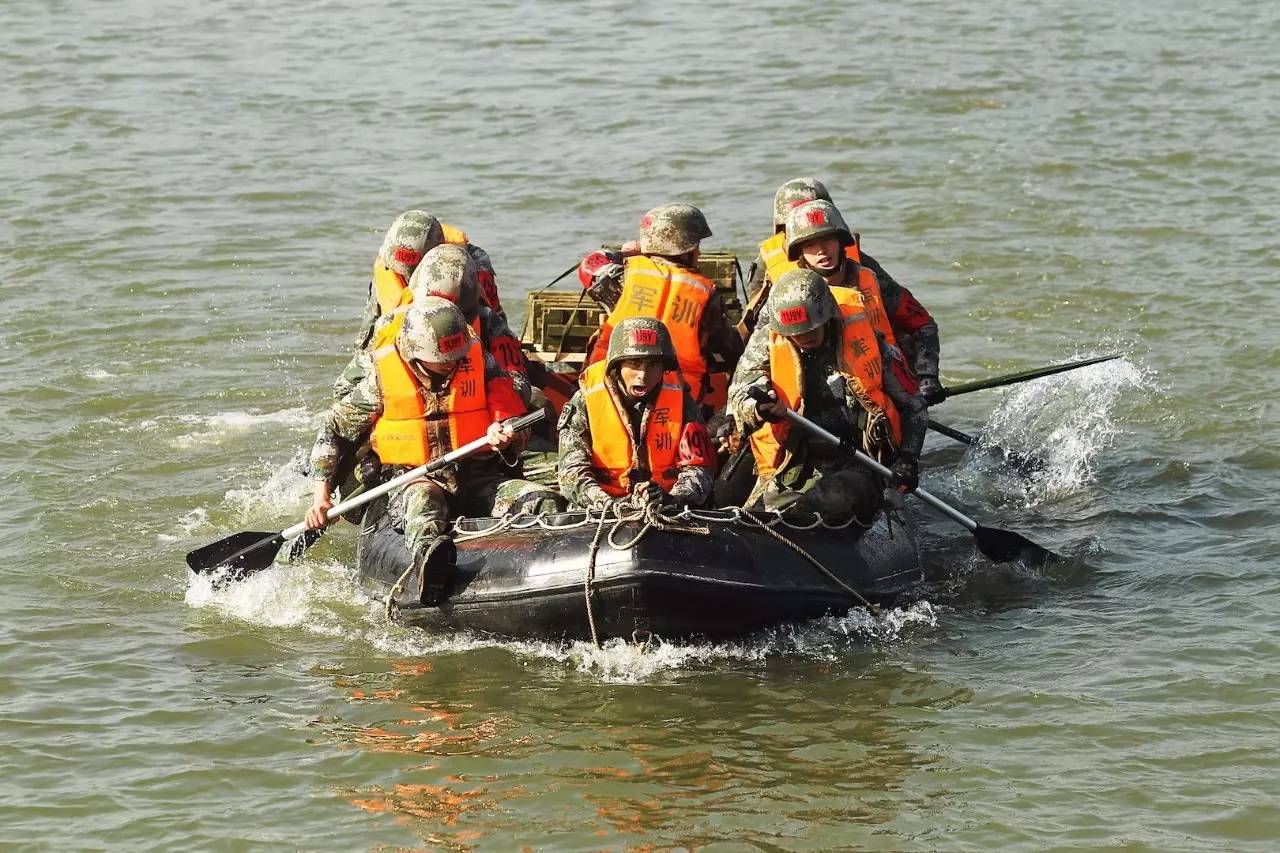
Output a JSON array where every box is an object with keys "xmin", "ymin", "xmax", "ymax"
[
  {"xmin": 186, "ymin": 409, "xmax": 547, "ymax": 580},
  {"xmin": 769, "ymin": 403, "xmax": 1055, "ymax": 566},
  {"xmin": 927, "ymin": 419, "xmax": 1045, "ymax": 475},
  {"xmin": 933, "ymin": 353, "xmax": 1120, "ymax": 402}
]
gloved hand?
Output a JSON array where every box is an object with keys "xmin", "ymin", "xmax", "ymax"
[
  {"xmin": 916, "ymin": 374, "xmax": 945, "ymax": 406},
  {"xmin": 746, "ymin": 384, "xmax": 786, "ymax": 423},
  {"xmin": 630, "ymin": 480, "xmax": 666, "ymax": 508},
  {"xmin": 890, "ymin": 452, "xmax": 919, "ymax": 494}
]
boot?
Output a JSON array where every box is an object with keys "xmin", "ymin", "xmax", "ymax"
[{"xmin": 413, "ymin": 536, "xmax": 457, "ymax": 606}]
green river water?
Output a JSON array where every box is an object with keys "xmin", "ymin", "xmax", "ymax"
[{"xmin": 3, "ymin": 1, "xmax": 1278, "ymax": 850}]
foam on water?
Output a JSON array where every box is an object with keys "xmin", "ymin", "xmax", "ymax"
[
  {"xmin": 970, "ymin": 354, "xmax": 1151, "ymax": 506},
  {"xmin": 223, "ymin": 449, "xmax": 314, "ymax": 520},
  {"xmin": 184, "ymin": 552, "xmax": 937, "ymax": 683},
  {"xmin": 136, "ymin": 407, "xmax": 316, "ymax": 448}
]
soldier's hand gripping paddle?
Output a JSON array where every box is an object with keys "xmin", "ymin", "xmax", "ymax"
[
  {"xmin": 185, "ymin": 409, "xmax": 547, "ymax": 581},
  {"xmin": 780, "ymin": 408, "xmax": 1056, "ymax": 567}
]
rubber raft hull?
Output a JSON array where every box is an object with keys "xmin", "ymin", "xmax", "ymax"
[{"xmin": 355, "ymin": 507, "xmax": 922, "ymax": 642}]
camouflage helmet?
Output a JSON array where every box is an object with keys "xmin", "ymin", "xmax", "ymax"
[
  {"xmin": 772, "ymin": 178, "xmax": 832, "ymax": 228},
  {"xmin": 768, "ymin": 269, "xmax": 836, "ymax": 336},
  {"xmin": 605, "ymin": 317, "xmax": 679, "ymax": 372},
  {"xmin": 638, "ymin": 203, "xmax": 712, "ymax": 256},
  {"xmin": 784, "ymin": 199, "xmax": 853, "ymax": 261},
  {"xmin": 408, "ymin": 244, "xmax": 479, "ymax": 318},
  {"xmin": 397, "ymin": 296, "xmax": 473, "ymax": 365},
  {"xmin": 378, "ymin": 210, "xmax": 440, "ymax": 277}
]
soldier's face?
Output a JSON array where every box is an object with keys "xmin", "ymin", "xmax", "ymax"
[
  {"xmin": 800, "ymin": 236, "xmax": 842, "ymax": 272},
  {"xmin": 618, "ymin": 358, "xmax": 664, "ymax": 398},
  {"xmin": 411, "ymin": 359, "xmax": 457, "ymax": 381},
  {"xmin": 791, "ymin": 325, "xmax": 826, "ymax": 351}
]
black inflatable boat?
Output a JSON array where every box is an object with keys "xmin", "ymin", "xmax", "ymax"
[{"xmin": 355, "ymin": 501, "xmax": 922, "ymax": 642}]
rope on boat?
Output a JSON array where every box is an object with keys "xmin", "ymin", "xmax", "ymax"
[
  {"xmin": 729, "ymin": 507, "xmax": 878, "ymax": 614},
  {"xmin": 436, "ymin": 504, "xmax": 879, "ymax": 639}
]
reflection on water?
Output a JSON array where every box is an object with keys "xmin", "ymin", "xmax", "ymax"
[{"xmin": 313, "ymin": 648, "xmax": 973, "ymax": 848}]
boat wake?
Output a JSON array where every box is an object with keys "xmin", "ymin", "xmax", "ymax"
[{"xmin": 183, "ymin": 558, "xmax": 938, "ymax": 683}]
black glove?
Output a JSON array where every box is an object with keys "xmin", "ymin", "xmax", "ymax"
[
  {"xmin": 588, "ymin": 490, "xmax": 619, "ymax": 515},
  {"xmin": 746, "ymin": 384, "xmax": 784, "ymax": 423},
  {"xmin": 630, "ymin": 480, "xmax": 666, "ymax": 507},
  {"xmin": 890, "ymin": 452, "xmax": 919, "ymax": 492},
  {"xmin": 916, "ymin": 374, "xmax": 945, "ymax": 406}
]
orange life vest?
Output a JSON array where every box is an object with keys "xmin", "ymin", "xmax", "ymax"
[
  {"xmin": 371, "ymin": 222, "xmax": 471, "ymax": 315},
  {"xmin": 580, "ymin": 361, "xmax": 684, "ymax": 497},
  {"xmin": 370, "ymin": 337, "xmax": 490, "ymax": 466},
  {"xmin": 749, "ymin": 288, "xmax": 902, "ymax": 478},
  {"xmin": 604, "ymin": 255, "xmax": 715, "ymax": 402},
  {"xmin": 758, "ymin": 231, "xmax": 862, "ymax": 285}
]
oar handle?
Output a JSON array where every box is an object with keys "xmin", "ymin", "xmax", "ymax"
[
  {"xmin": 781, "ymin": 410, "xmax": 978, "ymax": 533},
  {"xmin": 279, "ymin": 409, "xmax": 547, "ymax": 540}
]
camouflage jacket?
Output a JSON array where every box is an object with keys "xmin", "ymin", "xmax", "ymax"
[
  {"xmin": 334, "ymin": 305, "xmax": 529, "ymax": 405},
  {"xmin": 726, "ymin": 318, "xmax": 928, "ymax": 467},
  {"xmin": 556, "ymin": 376, "xmax": 714, "ymax": 509},
  {"xmin": 746, "ymin": 248, "xmax": 940, "ymax": 379},
  {"xmin": 310, "ymin": 348, "xmax": 522, "ymax": 492},
  {"xmin": 353, "ymin": 243, "xmax": 503, "ymax": 350}
]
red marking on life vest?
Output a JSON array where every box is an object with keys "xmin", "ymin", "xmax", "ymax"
[
  {"xmin": 630, "ymin": 328, "xmax": 659, "ymax": 347},
  {"xmin": 804, "ymin": 208, "xmax": 827, "ymax": 227},
  {"xmin": 439, "ymin": 332, "xmax": 466, "ymax": 354},
  {"xmin": 393, "ymin": 247, "xmax": 422, "ymax": 267},
  {"xmin": 780, "ymin": 306, "xmax": 809, "ymax": 326}
]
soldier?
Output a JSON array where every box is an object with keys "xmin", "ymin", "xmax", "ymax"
[
  {"xmin": 742, "ymin": 181, "xmax": 943, "ymax": 403},
  {"xmin": 352, "ymin": 211, "xmax": 506, "ymax": 353},
  {"xmin": 558, "ymin": 317, "xmax": 716, "ymax": 512},
  {"xmin": 306, "ymin": 298, "xmax": 562, "ymax": 605},
  {"xmin": 727, "ymin": 270, "xmax": 928, "ymax": 523},
  {"xmin": 584, "ymin": 204, "xmax": 744, "ymax": 406},
  {"xmin": 334, "ymin": 244, "xmax": 530, "ymax": 404}
]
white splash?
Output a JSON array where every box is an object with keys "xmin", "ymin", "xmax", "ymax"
[
  {"xmin": 224, "ymin": 449, "xmax": 314, "ymax": 521},
  {"xmin": 159, "ymin": 507, "xmax": 211, "ymax": 541},
  {"xmin": 976, "ymin": 355, "xmax": 1149, "ymax": 505},
  {"xmin": 184, "ymin": 558, "xmax": 358, "ymax": 633},
  {"xmin": 86, "ymin": 368, "xmax": 116, "ymax": 381},
  {"xmin": 137, "ymin": 407, "xmax": 315, "ymax": 448}
]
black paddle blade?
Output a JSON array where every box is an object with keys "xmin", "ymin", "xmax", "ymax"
[
  {"xmin": 287, "ymin": 528, "xmax": 324, "ymax": 562},
  {"xmin": 185, "ymin": 531, "xmax": 286, "ymax": 577},
  {"xmin": 973, "ymin": 525, "xmax": 1056, "ymax": 567}
]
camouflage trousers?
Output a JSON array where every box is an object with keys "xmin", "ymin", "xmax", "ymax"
[
  {"xmin": 393, "ymin": 472, "xmax": 564, "ymax": 558},
  {"xmin": 751, "ymin": 459, "xmax": 883, "ymax": 526}
]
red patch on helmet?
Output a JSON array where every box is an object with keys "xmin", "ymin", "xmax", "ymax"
[
  {"xmin": 639, "ymin": 213, "xmax": 653, "ymax": 231},
  {"xmin": 788, "ymin": 198, "xmax": 811, "ymax": 210},
  {"xmin": 393, "ymin": 247, "xmax": 422, "ymax": 267},
  {"xmin": 630, "ymin": 328, "xmax": 659, "ymax": 347},
  {"xmin": 439, "ymin": 332, "xmax": 466, "ymax": 354},
  {"xmin": 804, "ymin": 207, "xmax": 827, "ymax": 227},
  {"xmin": 779, "ymin": 306, "xmax": 809, "ymax": 326}
]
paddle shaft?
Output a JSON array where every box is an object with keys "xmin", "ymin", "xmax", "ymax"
[
  {"xmin": 928, "ymin": 419, "xmax": 977, "ymax": 446},
  {"xmin": 283, "ymin": 408, "xmax": 546, "ymax": 540},
  {"xmin": 782, "ymin": 411, "xmax": 979, "ymax": 533},
  {"xmin": 940, "ymin": 353, "xmax": 1120, "ymax": 399}
]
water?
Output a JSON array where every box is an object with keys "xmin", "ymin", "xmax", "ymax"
[{"xmin": 3, "ymin": 0, "xmax": 1278, "ymax": 848}]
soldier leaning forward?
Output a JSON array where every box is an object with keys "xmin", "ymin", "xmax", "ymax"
[
  {"xmin": 727, "ymin": 270, "xmax": 928, "ymax": 525},
  {"xmin": 557, "ymin": 317, "xmax": 716, "ymax": 513},
  {"xmin": 306, "ymin": 298, "xmax": 562, "ymax": 605},
  {"xmin": 742, "ymin": 180, "xmax": 942, "ymax": 403},
  {"xmin": 352, "ymin": 210, "xmax": 507, "ymax": 353},
  {"xmin": 582, "ymin": 204, "xmax": 744, "ymax": 406},
  {"xmin": 334, "ymin": 243, "xmax": 530, "ymax": 405}
]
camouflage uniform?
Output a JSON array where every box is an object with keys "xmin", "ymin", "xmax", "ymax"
[
  {"xmin": 557, "ymin": 316, "xmax": 715, "ymax": 509},
  {"xmin": 310, "ymin": 349, "xmax": 561, "ymax": 560},
  {"xmin": 744, "ymin": 191, "xmax": 940, "ymax": 381},
  {"xmin": 727, "ymin": 305, "xmax": 928, "ymax": 523}
]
